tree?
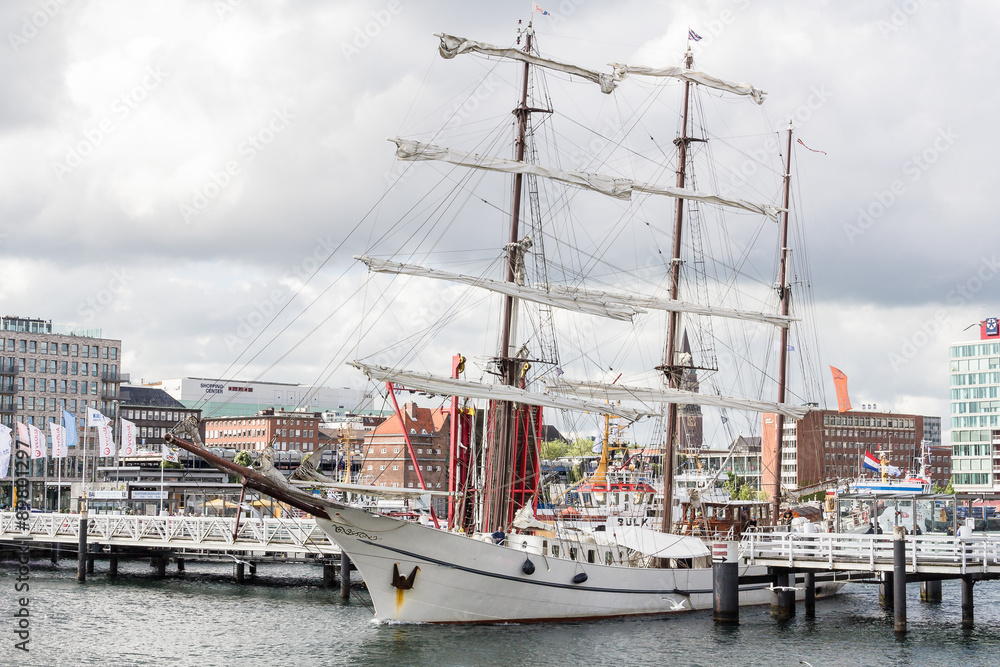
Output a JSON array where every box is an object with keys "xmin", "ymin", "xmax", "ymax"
[{"xmin": 229, "ymin": 450, "xmax": 254, "ymax": 483}]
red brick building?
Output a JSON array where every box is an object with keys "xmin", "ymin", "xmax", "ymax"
[
  {"xmin": 361, "ymin": 402, "xmax": 449, "ymax": 491},
  {"xmin": 762, "ymin": 409, "xmax": 950, "ymax": 498},
  {"xmin": 203, "ymin": 408, "xmax": 322, "ymax": 452}
]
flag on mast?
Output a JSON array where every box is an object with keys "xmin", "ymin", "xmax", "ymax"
[
  {"xmin": 16, "ymin": 422, "xmax": 29, "ymax": 444},
  {"xmin": 0, "ymin": 425, "xmax": 11, "ymax": 478},
  {"xmin": 28, "ymin": 424, "xmax": 46, "ymax": 459},
  {"xmin": 87, "ymin": 407, "xmax": 110, "ymax": 427},
  {"xmin": 688, "ymin": 28, "xmax": 703, "ymax": 42},
  {"xmin": 96, "ymin": 423, "xmax": 115, "ymax": 457},
  {"xmin": 830, "ymin": 366, "xmax": 853, "ymax": 413},
  {"xmin": 62, "ymin": 410, "xmax": 78, "ymax": 448},
  {"xmin": 161, "ymin": 444, "xmax": 179, "ymax": 463},
  {"xmin": 120, "ymin": 418, "xmax": 137, "ymax": 457},
  {"xmin": 50, "ymin": 422, "xmax": 68, "ymax": 458},
  {"xmin": 532, "ymin": 3, "xmax": 550, "ymax": 15}
]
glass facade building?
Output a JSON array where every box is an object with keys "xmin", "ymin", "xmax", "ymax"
[{"xmin": 949, "ymin": 337, "xmax": 1000, "ymax": 490}]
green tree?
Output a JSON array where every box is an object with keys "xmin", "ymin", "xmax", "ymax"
[{"xmin": 229, "ymin": 450, "xmax": 254, "ymax": 483}]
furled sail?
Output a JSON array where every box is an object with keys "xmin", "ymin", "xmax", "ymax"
[
  {"xmin": 356, "ymin": 256, "xmax": 642, "ymax": 321},
  {"xmin": 544, "ymin": 378, "xmax": 811, "ymax": 420},
  {"xmin": 611, "ymin": 63, "xmax": 767, "ymax": 104},
  {"xmin": 545, "ymin": 285, "xmax": 796, "ymax": 328},
  {"xmin": 349, "ymin": 362, "xmax": 656, "ymax": 422},
  {"xmin": 390, "ymin": 138, "xmax": 781, "ymax": 219},
  {"xmin": 436, "ymin": 33, "xmax": 617, "ymax": 94}
]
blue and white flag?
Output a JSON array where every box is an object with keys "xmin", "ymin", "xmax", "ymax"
[
  {"xmin": 62, "ymin": 409, "xmax": 78, "ymax": 448},
  {"xmin": 688, "ymin": 28, "xmax": 703, "ymax": 42},
  {"xmin": 87, "ymin": 407, "xmax": 110, "ymax": 427},
  {"xmin": 161, "ymin": 444, "xmax": 179, "ymax": 463}
]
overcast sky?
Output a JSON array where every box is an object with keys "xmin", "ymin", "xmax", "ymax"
[{"xmin": 1, "ymin": 1, "xmax": 995, "ymax": 439}]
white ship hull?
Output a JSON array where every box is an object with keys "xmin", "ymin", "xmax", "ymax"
[{"xmin": 317, "ymin": 504, "xmax": 840, "ymax": 623}]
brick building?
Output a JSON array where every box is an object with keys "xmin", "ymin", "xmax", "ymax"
[
  {"xmin": 119, "ymin": 385, "xmax": 202, "ymax": 450},
  {"xmin": 762, "ymin": 409, "xmax": 950, "ymax": 498},
  {"xmin": 361, "ymin": 402, "xmax": 449, "ymax": 491},
  {"xmin": 203, "ymin": 408, "xmax": 322, "ymax": 452}
]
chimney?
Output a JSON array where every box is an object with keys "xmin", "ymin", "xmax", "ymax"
[{"xmin": 405, "ymin": 402, "xmax": 417, "ymax": 423}]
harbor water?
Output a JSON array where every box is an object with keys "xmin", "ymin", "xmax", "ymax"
[{"xmin": 2, "ymin": 557, "xmax": 1000, "ymax": 666}]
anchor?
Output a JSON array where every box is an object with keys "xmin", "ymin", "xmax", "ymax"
[{"xmin": 391, "ymin": 563, "xmax": 419, "ymax": 590}]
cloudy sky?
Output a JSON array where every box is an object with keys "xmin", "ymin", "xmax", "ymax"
[{"xmin": 1, "ymin": 0, "xmax": 995, "ymax": 440}]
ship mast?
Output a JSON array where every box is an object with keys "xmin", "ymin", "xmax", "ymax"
[
  {"xmin": 659, "ymin": 48, "xmax": 694, "ymax": 534},
  {"xmin": 770, "ymin": 122, "xmax": 794, "ymax": 523}
]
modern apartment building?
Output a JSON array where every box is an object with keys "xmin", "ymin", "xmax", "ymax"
[{"xmin": 949, "ymin": 317, "xmax": 1000, "ymax": 491}]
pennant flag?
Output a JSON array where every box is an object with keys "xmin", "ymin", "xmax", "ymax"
[
  {"xmin": 161, "ymin": 444, "xmax": 179, "ymax": 463},
  {"xmin": 688, "ymin": 28, "xmax": 703, "ymax": 42},
  {"xmin": 62, "ymin": 410, "xmax": 78, "ymax": 448},
  {"xmin": 28, "ymin": 424, "xmax": 46, "ymax": 459},
  {"xmin": 87, "ymin": 407, "xmax": 110, "ymax": 427},
  {"xmin": 830, "ymin": 366, "xmax": 853, "ymax": 413},
  {"xmin": 532, "ymin": 3, "xmax": 551, "ymax": 15},
  {"xmin": 120, "ymin": 418, "xmax": 137, "ymax": 457},
  {"xmin": 49, "ymin": 422, "xmax": 67, "ymax": 459},
  {"xmin": 797, "ymin": 138, "xmax": 827, "ymax": 155},
  {"xmin": 16, "ymin": 422, "xmax": 29, "ymax": 444},
  {"xmin": 97, "ymin": 423, "xmax": 115, "ymax": 457},
  {"xmin": 0, "ymin": 425, "xmax": 11, "ymax": 478}
]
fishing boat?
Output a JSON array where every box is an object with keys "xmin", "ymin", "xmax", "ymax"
[{"xmin": 168, "ymin": 19, "xmax": 839, "ymax": 623}]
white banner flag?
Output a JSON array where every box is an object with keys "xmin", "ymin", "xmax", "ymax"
[
  {"xmin": 49, "ymin": 422, "xmax": 67, "ymax": 459},
  {"xmin": 119, "ymin": 418, "xmax": 136, "ymax": 457},
  {"xmin": 28, "ymin": 424, "xmax": 46, "ymax": 459},
  {"xmin": 97, "ymin": 423, "xmax": 115, "ymax": 457},
  {"xmin": 0, "ymin": 425, "xmax": 11, "ymax": 478},
  {"xmin": 15, "ymin": 422, "xmax": 29, "ymax": 444},
  {"xmin": 161, "ymin": 444, "xmax": 178, "ymax": 463},
  {"xmin": 87, "ymin": 407, "xmax": 110, "ymax": 428}
]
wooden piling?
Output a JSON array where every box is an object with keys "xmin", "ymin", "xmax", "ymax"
[
  {"xmin": 962, "ymin": 575, "xmax": 974, "ymax": 629},
  {"xmin": 712, "ymin": 561, "xmax": 739, "ymax": 624},
  {"xmin": 86, "ymin": 549, "xmax": 94, "ymax": 574},
  {"xmin": 108, "ymin": 546, "xmax": 118, "ymax": 578},
  {"xmin": 155, "ymin": 555, "xmax": 166, "ymax": 578},
  {"xmin": 323, "ymin": 562, "xmax": 337, "ymax": 588},
  {"xmin": 340, "ymin": 552, "xmax": 351, "ymax": 598},
  {"xmin": 920, "ymin": 579, "xmax": 942, "ymax": 603},
  {"xmin": 50, "ymin": 545, "xmax": 58, "ymax": 565},
  {"xmin": 77, "ymin": 510, "xmax": 88, "ymax": 583},
  {"xmin": 804, "ymin": 571, "xmax": 816, "ymax": 618},
  {"xmin": 893, "ymin": 527, "xmax": 906, "ymax": 634},
  {"xmin": 880, "ymin": 572, "xmax": 894, "ymax": 608},
  {"xmin": 236, "ymin": 562, "xmax": 245, "ymax": 583},
  {"xmin": 176, "ymin": 558, "xmax": 185, "ymax": 572},
  {"xmin": 770, "ymin": 568, "xmax": 794, "ymax": 620}
]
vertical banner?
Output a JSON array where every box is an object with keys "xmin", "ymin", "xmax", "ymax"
[
  {"xmin": 50, "ymin": 422, "xmax": 68, "ymax": 459},
  {"xmin": 97, "ymin": 423, "xmax": 115, "ymax": 457},
  {"xmin": 120, "ymin": 418, "xmax": 137, "ymax": 457},
  {"xmin": 62, "ymin": 409, "xmax": 78, "ymax": 448},
  {"xmin": 28, "ymin": 424, "xmax": 46, "ymax": 459},
  {"xmin": 16, "ymin": 422, "xmax": 29, "ymax": 445},
  {"xmin": 87, "ymin": 407, "xmax": 109, "ymax": 428},
  {"xmin": 0, "ymin": 425, "xmax": 11, "ymax": 478},
  {"xmin": 830, "ymin": 366, "xmax": 852, "ymax": 414}
]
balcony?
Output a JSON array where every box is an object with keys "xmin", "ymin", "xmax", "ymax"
[
  {"xmin": 0, "ymin": 403, "xmax": 15, "ymax": 414},
  {"xmin": 101, "ymin": 391, "xmax": 120, "ymax": 401},
  {"xmin": 0, "ymin": 384, "xmax": 15, "ymax": 395},
  {"xmin": 101, "ymin": 371, "xmax": 125, "ymax": 382},
  {"xmin": 0, "ymin": 363, "xmax": 19, "ymax": 376}
]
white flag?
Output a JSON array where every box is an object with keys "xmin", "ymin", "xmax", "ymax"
[
  {"xmin": 119, "ymin": 418, "xmax": 136, "ymax": 457},
  {"xmin": 28, "ymin": 424, "xmax": 46, "ymax": 459},
  {"xmin": 49, "ymin": 422, "xmax": 67, "ymax": 459},
  {"xmin": 161, "ymin": 444, "xmax": 178, "ymax": 463},
  {"xmin": 15, "ymin": 422, "xmax": 29, "ymax": 444},
  {"xmin": 97, "ymin": 423, "xmax": 115, "ymax": 457},
  {"xmin": 87, "ymin": 407, "xmax": 110, "ymax": 428},
  {"xmin": 0, "ymin": 425, "xmax": 11, "ymax": 478}
]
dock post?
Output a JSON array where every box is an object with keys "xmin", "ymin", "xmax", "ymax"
[
  {"xmin": 340, "ymin": 552, "xmax": 351, "ymax": 598},
  {"xmin": 50, "ymin": 545, "xmax": 58, "ymax": 565},
  {"xmin": 176, "ymin": 557, "xmax": 185, "ymax": 573},
  {"xmin": 962, "ymin": 575, "xmax": 974, "ymax": 629},
  {"xmin": 893, "ymin": 526, "xmax": 906, "ymax": 634},
  {"xmin": 770, "ymin": 568, "xmax": 794, "ymax": 620},
  {"xmin": 804, "ymin": 571, "xmax": 816, "ymax": 618},
  {"xmin": 323, "ymin": 562, "xmax": 337, "ymax": 588},
  {"xmin": 77, "ymin": 510, "xmax": 88, "ymax": 583},
  {"xmin": 880, "ymin": 572, "xmax": 894, "ymax": 608},
  {"xmin": 920, "ymin": 579, "xmax": 941, "ymax": 603},
  {"xmin": 86, "ymin": 547, "xmax": 95, "ymax": 575},
  {"xmin": 155, "ymin": 555, "xmax": 166, "ymax": 578},
  {"xmin": 236, "ymin": 562, "xmax": 245, "ymax": 583},
  {"xmin": 108, "ymin": 546, "xmax": 118, "ymax": 578},
  {"xmin": 712, "ymin": 560, "xmax": 739, "ymax": 624},
  {"xmin": 249, "ymin": 562, "xmax": 256, "ymax": 576}
]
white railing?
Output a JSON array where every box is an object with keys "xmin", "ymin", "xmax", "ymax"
[
  {"xmin": 740, "ymin": 530, "xmax": 1000, "ymax": 575},
  {"xmin": 0, "ymin": 512, "xmax": 338, "ymax": 555}
]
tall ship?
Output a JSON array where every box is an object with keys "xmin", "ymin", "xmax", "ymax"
[{"xmin": 170, "ymin": 17, "xmax": 835, "ymax": 623}]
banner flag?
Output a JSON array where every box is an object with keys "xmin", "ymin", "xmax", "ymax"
[
  {"xmin": 120, "ymin": 418, "xmax": 137, "ymax": 457},
  {"xmin": 28, "ymin": 424, "xmax": 46, "ymax": 459},
  {"xmin": 830, "ymin": 366, "xmax": 853, "ymax": 413},
  {"xmin": 87, "ymin": 407, "xmax": 110, "ymax": 428},
  {"xmin": 62, "ymin": 410, "xmax": 78, "ymax": 448},
  {"xmin": 0, "ymin": 425, "xmax": 11, "ymax": 478},
  {"xmin": 50, "ymin": 422, "xmax": 68, "ymax": 458},
  {"xmin": 97, "ymin": 423, "xmax": 115, "ymax": 457},
  {"xmin": 16, "ymin": 422, "xmax": 29, "ymax": 444},
  {"xmin": 161, "ymin": 444, "xmax": 179, "ymax": 463}
]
